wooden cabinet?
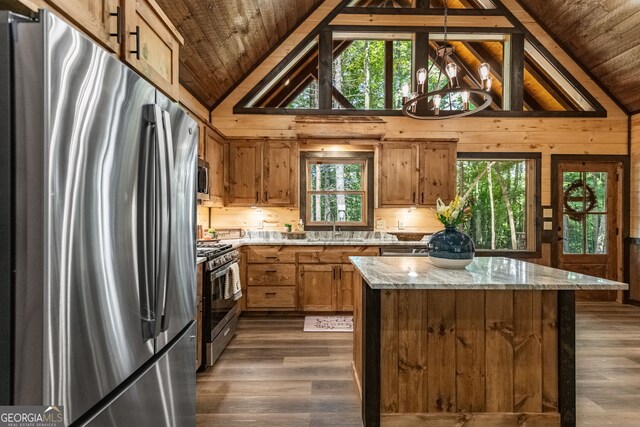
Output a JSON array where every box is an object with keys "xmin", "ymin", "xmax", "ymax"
[
  {"xmin": 419, "ymin": 143, "xmax": 457, "ymax": 205},
  {"xmin": 51, "ymin": 0, "xmax": 121, "ymax": 53},
  {"xmin": 242, "ymin": 246, "xmax": 377, "ymax": 313},
  {"xmin": 379, "ymin": 141, "xmax": 456, "ymax": 206},
  {"xmin": 204, "ymin": 126, "xmax": 225, "ymax": 206},
  {"xmin": 298, "ymin": 264, "xmax": 356, "ymax": 312},
  {"xmin": 244, "ymin": 247, "xmax": 296, "ymax": 311},
  {"xmin": 379, "ymin": 143, "xmax": 417, "ymax": 206},
  {"xmin": 299, "ymin": 265, "xmax": 335, "ymax": 311},
  {"xmin": 228, "ymin": 140, "xmax": 297, "ymax": 207},
  {"xmin": 34, "ymin": 0, "xmax": 183, "ymax": 100},
  {"xmin": 123, "ymin": 0, "xmax": 182, "ymax": 99},
  {"xmin": 228, "ymin": 141, "xmax": 262, "ymax": 205},
  {"xmin": 263, "ymin": 141, "xmax": 297, "ymax": 205}
]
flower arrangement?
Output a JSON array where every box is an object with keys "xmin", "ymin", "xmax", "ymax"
[{"xmin": 434, "ymin": 195, "xmax": 472, "ymax": 228}]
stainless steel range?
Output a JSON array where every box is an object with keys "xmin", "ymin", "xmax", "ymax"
[{"xmin": 196, "ymin": 241, "xmax": 241, "ymax": 367}]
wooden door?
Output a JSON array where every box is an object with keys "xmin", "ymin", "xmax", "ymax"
[
  {"xmin": 556, "ymin": 161, "xmax": 621, "ymax": 300},
  {"xmin": 263, "ymin": 141, "xmax": 297, "ymax": 206},
  {"xmin": 228, "ymin": 141, "xmax": 262, "ymax": 206},
  {"xmin": 419, "ymin": 142, "xmax": 456, "ymax": 205},
  {"xmin": 123, "ymin": 0, "xmax": 182, "ymax": 99},
  {"xmin": 52, "ymin": 0, "xmax": 121, "ymax": 53},
  {"xmin": 379, "ymin": 143, "xmax": 417, "ymax": 206},
  {"xmin": 205, "ymin": 127, "xmax": 225, "ymax": 206},
  {"xmin": 298, "ymin": 265, "xmax": 336, "ymax": 311},
  {"xmin": 336, "ymin": 265, "xmax": 355, "ymax": 311}
]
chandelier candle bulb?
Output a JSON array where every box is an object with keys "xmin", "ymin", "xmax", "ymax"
[
  {"xmin": 478, "ymin": 62, "xmax": 491, "ymax": 80},
  {"xmin": 485, "ymin": 75, "xmax": 493, "ymax": 91},
  {"xmin": 461, "ymin": 91, "xmax": 470, "ymax": 110},
  {"xmin": 433, "ymin": 94, "xmax": 442, "ymax": 114}
]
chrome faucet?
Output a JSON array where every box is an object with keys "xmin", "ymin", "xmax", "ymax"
[{"xmin": 325, "ymin": 211, "xmax": 336, "ymax": 238}]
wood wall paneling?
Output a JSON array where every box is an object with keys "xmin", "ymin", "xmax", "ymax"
[{"xmin": 156, "ymin": 0, "xmax": 325, "ymax": 107}]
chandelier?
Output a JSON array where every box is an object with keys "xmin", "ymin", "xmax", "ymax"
[{"xmin": 401, "ymin": 0, "xmax": 493, "ymax": 120}]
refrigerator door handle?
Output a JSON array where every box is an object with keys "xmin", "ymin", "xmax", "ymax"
[
  {"xmin": 146, "ymin": 104, "xmax": 170, "ymax": 339},
  {"xmin": 140, "ymin": 105, "xmax": 159, "ymax": 340},
  {"xmin": 159, "ymin": 110, "xmax": 175, "ymax": 333}
]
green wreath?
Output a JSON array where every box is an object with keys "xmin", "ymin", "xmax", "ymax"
[{"xmin": 563, "ymin": 179, "xmax": 597, "ymax": 221}]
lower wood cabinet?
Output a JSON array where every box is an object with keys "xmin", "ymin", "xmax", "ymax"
[
  {"xmin": 246, "ymin": 286, "xmax": 296, "ymax": 310},
  {"xmin": 241, "ymin": 246, "xmax": 378, "ymax": 313},
  {"xmin": 298, "ymin": 264, "xmax": 355, "ymax": 312}
]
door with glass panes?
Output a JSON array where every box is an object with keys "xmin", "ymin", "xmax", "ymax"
[{"xmin": 556, "ymin": 161, "xmax": 621, "ymax": 300}]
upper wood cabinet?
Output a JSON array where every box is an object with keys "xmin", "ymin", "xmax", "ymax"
[
  {"xmin": 419, "ymin": 143, "xmax": 457, "ymax": 205},
  {"xmin": 51, "ymin": 0, "xmax": 121, "ymax": 53},
  {"xmin": 123, "ymin": 0, "xmax": 182, "ymax": 99},
  {"xmin": 379, "ymin": 141, "xmax": 456, "ymax": 207},
  {"xmin": 379, "ymin": 143, "xmax": 418, "ymax": 206},
  {"xmin": 228, "ymin": 140, "xmax": 297, "ymax": 207},
  {"xmin": 204, "ymin": 127, "xmax": 225, "ymax": 207}
]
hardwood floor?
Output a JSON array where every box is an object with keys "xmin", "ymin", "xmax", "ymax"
[
  {"xmin": 197, "ymin": 303, "xmax": 640, "ymax": 426},
  {"xmin": 196, "ymin": 317, "xmax": 362, "ymax": 426},
  {"xmin": 576, "ymin": 301, "xmax": 640, "ymax": 426}
]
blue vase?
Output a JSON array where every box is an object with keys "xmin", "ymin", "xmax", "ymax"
[{"xmin": 427, "ymin": 225, "xmax": 475, "ymax": 269}]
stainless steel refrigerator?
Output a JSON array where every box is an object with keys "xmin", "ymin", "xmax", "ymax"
[{"xmin": 0, "ymin": 9, "xmax": 198, "ymax": 426}]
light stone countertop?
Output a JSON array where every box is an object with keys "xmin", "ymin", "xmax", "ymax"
[
  {"xmin": 349, "ymin": 256, "xmax": 629, "ymax": 291},
  {"xmin": 196, "ymin": 257, "xmax": 208, "ymax": 265}
]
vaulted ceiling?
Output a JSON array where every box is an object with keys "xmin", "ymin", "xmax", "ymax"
[
  {"xmin": 511, "ymin": 0, "xmax": 640, "ymax": 113},
  {"xmin": 156, "ymin": 0, "xmax": 324, "ymax": 108},
  {"xmin": 159, "ymin": 0, "xmax": 640, "ymax": 113}
]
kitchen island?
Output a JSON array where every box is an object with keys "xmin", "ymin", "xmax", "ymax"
[{"xmin": 349, "ymin": 256, "xmax": 628, "ymax": 427}]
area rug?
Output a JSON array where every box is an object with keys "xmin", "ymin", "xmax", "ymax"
[{"xmin": 303, "ymin": 315, "xmax": 353, "ymax": 332}]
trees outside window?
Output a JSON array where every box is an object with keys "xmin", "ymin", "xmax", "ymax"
[{"xmin": 457, "ymin": 157, "xmax": 537, "ymax": 251}]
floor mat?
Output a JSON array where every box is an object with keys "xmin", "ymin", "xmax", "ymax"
[{"xmin": 303, "ymin": 315, "xmax": 353, "ymax": 332}]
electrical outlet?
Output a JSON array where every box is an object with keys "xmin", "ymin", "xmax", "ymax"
[
  {"xmin": 398, "ymin": 220, "xmax": 404, "ymax": 230},
  {"xmin": 376, "ymin": 219, "xmax": 386, "ymax": 229},
  {"xmin": 257, "ymin": 220, "xmax": 264, "ymax": 229}
]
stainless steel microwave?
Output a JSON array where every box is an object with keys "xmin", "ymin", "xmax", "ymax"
[{"xmin": 197, "ymin": 158, "xmax": 210, "ymax": 201}]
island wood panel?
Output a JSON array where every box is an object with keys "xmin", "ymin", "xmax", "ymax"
[
  {"xmin": 353, "ymin": 270, "xmax": 363, "ymax": 397},
  {"xmin": 379, "ymin": 289, "xmax": 559, "ymax": 421}
]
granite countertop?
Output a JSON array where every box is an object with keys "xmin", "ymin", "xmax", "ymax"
[
  {"xmin": 349, "ymin": 256, "xmax": 629, "ymax": 291},
  {"xmin": 196, "ymin": 257, "xmax": 208, "ymax": 265},
  {"xmin": 218, "ymin": 231, "xmax": 431, "ymax": 248}
]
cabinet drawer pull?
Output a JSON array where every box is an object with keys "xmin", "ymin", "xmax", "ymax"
[
  {"xmin": 264, "ymin": 292, "xmax": 277, "ymax": 296},
  {"xmin": 130, "ymin": 25, "xmax": 140, "ymax": 60},
  {"xmin": 264, "ymin": 256, "xmax": 278, "ymax": 260},
  {"xmin": 256, "ymin": 192, "xmax": 259, "ymax": 203},
  {"xmin": 421, "ymin": 192, "xmax": 424, "ymax": 204},
  {"xmin": 265, "ymin": 191, "xmax": 268, "ymax": 201},
  {"xmin": 412, "ymin": 192, "xmax": 416, "ymax": 203},
  {"xmin": 109, "ymin": 6, "xmax": 122, "ymax": 44},
  {"xmin": 264, "ymin": 270, "xmax": 277, "ymax": 273}
]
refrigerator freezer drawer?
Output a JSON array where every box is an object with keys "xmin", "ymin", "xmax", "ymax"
[{"xmin": 84, "ymin": 323, "xmax": 196, "ymax": 427}]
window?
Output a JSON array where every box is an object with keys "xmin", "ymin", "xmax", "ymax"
[
  {"xmin": 301, "ymin": 152, "xmax": 374, "ymax": 229},
  {"xmin": 457, "ymin": 154, "xmax": 540, "ymax": 252}
]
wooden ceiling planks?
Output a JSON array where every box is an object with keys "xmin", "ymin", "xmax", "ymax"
[
  {"xmin": 156, "ymin": 0, "xmax": 324, "ymax": 108},
  {"xmin": 517, "ymin": 0, "xmax": 640, "ymax": 112}
]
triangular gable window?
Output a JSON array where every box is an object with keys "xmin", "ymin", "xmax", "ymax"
[{"xmin": 235, "ymin": 0, "xmax": 604, "ymax": 117}]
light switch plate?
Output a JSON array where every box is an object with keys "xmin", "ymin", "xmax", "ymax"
[
  {"xmin": 543, "ymin": 208, "xmax": 553, "ymax": 218},
  {"xmin": 543, "ymin": 221, "xmax": 553, "ymax": 230},
  {"xmin": 376, "ymin": 219, "xmax": 386, "ymax": 229},
  {"xmin": 398, "ymin": 220, "xmax": 404, "ymax": 230}
]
